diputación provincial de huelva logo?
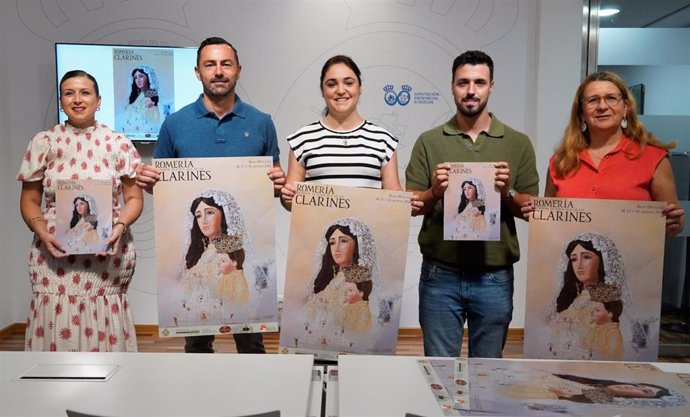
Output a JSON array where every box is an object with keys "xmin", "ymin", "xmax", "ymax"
[
  {"xmin": 383, "ymin": 84, "xmax": 438, "ymax": 106},
  {"xmin": 384, "ymin": 85, "xmax": 398, "ymax": 105}
]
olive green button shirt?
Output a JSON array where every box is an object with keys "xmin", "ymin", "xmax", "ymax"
[{"xmin": 405, "ymin": 114, "xmax": 539, "ymax": 268}]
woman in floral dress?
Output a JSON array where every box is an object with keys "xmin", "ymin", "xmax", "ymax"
[{"xmin": 17, "ymin": 70, "xmax": 143, "ymax": 351}]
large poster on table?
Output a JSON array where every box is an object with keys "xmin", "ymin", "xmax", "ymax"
[
  {"xmin": 280, "ymin": 183, "xmax": 411, "ymax": 359},
  {"xmin": 113, "ymin": 47, "xmax": 174, "ymax": 139},
  {"xmin": 524, "ymin": 198, "xmax": 666, "ymax": 361},
  {"xmin": 153, "ymin": 157, "xmax": 278, "ymax": 337},
  {"xmin": 469, "ymin": 358, "xmax": 689, "ymax": 417}
]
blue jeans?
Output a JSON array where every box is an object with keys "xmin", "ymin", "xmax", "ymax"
[{"xmin": 418, "ymin": 260, "xmax": 514, "ymax": 358}]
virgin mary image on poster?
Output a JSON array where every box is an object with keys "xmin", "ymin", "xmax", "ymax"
[
  {"xmin": 452, "ymin": 178, "xmax": 488, "ymax": 240},
  {"xmin": 169, "ymin": 189, "xmax": 268, "ymax": 328},
  {"xmin": 546, "ymin": 232, "xmax": 650, "ymax": 360},
  {"xmin": 299, "ymin": 218, "xmax": 389, "ymax": 350},
  {"xmin": 123, "ymin": 65, "xmax": 161, "ymax": 136},
  {"xmin": 63, "ymin": 194, "xmax": 104, "ymax": 253},
  {"xmin": 443, "ymin": 163, "xmax": 500, "ymax": 241}
]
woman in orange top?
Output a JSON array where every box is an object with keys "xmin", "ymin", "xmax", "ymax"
[{"xmin": 544, "ymin": 71, "xmax": 684, "ymax": 236}]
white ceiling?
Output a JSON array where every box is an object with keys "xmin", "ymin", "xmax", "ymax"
[{"xmin": 599, "ymin": 0, "xmax": 690, "ymax": 27}]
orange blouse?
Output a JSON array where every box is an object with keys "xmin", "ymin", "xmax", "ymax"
[{"xmin": 549, "ymin": 136, "xmax": 668, "ymax": 201}]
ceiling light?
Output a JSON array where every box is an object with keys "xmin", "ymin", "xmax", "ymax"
[{"xmin": 599, "ymin": 8, "xmax": 620, "ymax": 17}]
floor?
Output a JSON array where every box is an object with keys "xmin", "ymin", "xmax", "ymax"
[{"xmin": 1, "ymin": 326, "xmax": 688, "ymax": 362}]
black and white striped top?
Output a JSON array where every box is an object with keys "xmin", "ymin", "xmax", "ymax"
[{"xmin": 287, "ymin": 120, "xmax": 399, "ymax": 188}]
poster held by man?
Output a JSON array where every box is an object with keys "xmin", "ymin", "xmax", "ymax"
[{"xmin": 153, "ymin": 156, "xmax": 278, "ymax": 337}]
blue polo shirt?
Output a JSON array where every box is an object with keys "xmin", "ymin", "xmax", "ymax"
[{"xmin": 153, "ymin": 94, "xmax": 280, "ymax": 163}]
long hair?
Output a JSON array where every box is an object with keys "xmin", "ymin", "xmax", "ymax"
[
  {"xmin": 553, "ymin": 374, "xmax": 671, "ymax": 403},
  {"xmin": 128, "ymin": 68, "xmax": 159, "ymax": 105},
  {"xmin": 552, "ymin": 71, "xmax": 674, "ymax": 178},
  {"xmin": 556, "ymin": 239, "xmax": 606, "ymax": 313},
  {"xmin": 313, "ymin": 224, "xmax": 359, "ymax": 294},
  {"xmin": 69, "ymin": 196, "xmax": 97, "ymax": 229},
  {"xmin": 185, "ymin": 196, "xmax": 228, "ymax": 269},
  {"xmin": 457, "ymin": 180, "xmax": 485, "ymax": 215}
]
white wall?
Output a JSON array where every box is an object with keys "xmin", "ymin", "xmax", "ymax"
[{"xmin": 0, "ymin": 0, "xmax": 582, "ymax": 331}]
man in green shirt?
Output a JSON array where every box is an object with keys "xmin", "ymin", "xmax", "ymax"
[{"xmin": 405, "ymin": 50, "xmax": 539, "ymax": 358}]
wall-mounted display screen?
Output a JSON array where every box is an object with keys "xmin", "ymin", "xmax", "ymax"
[{"xmin": 55, "ymin": 43, "xmax": 199, "ymax": 142}]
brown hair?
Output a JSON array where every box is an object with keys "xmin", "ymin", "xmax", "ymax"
[{"xmin": 551, "ymin": 71, "xmax": 674, "ymax": 178}]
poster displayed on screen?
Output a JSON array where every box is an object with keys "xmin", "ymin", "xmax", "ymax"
[
  {"xmin": 55, "ymin": 43, "xmax": 199, "ymax": 142},
  {"xmin": 55, "ymin": 179, "xmax": 112, "ymax": 255},
  {"xmin": 443, "ymin": 162, "xmax": 500, "ymax": 241},
  {"xmin": 112, "ymin": 47, "xmax": 174, "ymax": 140},
  {"xmin": 468, "ymin": 358, "xmax": 690, "ymax": 416},
  {"xmin": 524, "ymin": 198, "xmax": 666, "ymax": 362},
  {"xmin": 153, "ymin": 157, "xmax": 278, "ymax": 337},
  {"xmin": 279, "ymin": 183, "xmax": 411, "ymax": 360}
]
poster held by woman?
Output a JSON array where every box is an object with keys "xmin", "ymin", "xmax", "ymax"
[
  {"xmin": 280, "ymin": 182, "xmax": 411, "ymax": 360},
  {"xmin": 55, "ymin": 179, "xmax": 112, "ymax": 254},
  {"xmin": 524, "ymin": 197, "xmax": 666, "ymax": 362}
]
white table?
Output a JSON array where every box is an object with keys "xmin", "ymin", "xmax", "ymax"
[
  {"xmin": 0, "ymin": 351, "xmax": 314, "ymax": 417},
  {"xmin": 337, "ymin": 355, "xmax": 690, "ymax": 417}
]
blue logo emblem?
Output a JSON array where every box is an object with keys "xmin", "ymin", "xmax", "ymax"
[
  {"xmin": 397, "ymin": 85, "xmax": 412, "ymax": 106},
  {"xmin": 383, "ymin": 84, "xmax": 413, "ymax": 106},
  {"xmin": 383, "ymin": 85, "xmax": 397, "ymax": 106}
]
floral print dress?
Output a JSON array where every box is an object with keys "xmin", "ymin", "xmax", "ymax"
[{"xmin": 17, "ymin": 122, "xmax": 140, "ymax": 352}]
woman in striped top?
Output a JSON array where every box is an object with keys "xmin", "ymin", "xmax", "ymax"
[{"xmin": 281, "ymin": 55, "xmax": 415, "ymax": 210}]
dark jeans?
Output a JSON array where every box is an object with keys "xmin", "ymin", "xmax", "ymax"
[
  {"xmin": 184, "ymin": 333, "xmax": 265, "ymax": 353},
  {"xmin": 419, "ymin": 260, "xmax": 514, "ymax": 358}
]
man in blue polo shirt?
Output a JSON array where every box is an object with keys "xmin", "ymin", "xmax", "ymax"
[{"xmin": 136, "ymin": 37, "xmax": 285, "ymax": 353}]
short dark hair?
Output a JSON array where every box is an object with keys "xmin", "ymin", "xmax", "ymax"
[
  {"xmin": 60, "ymin": 70, "xmax": 100, "ymax": 97},
  {"xmin": 227, "ymin": 248, "xmax": 245, "ymax": 270},
  {"xmin": 197, "ymin": 37, "xmax": 239, "ymax": 66},
  {"xmin": 452, "ymin": 50, "xmax": 494, "ymax": 81},
  {"xmin": 320, "ymin": 55, "xmax": 362, "ymax": 89},
  {"xmin": 355, "ymin": 280, "xmax": 373, "ymax": 301}
]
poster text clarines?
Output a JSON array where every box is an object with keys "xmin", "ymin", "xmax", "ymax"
[
  {"xmin": 530, "ymin": 199, "xmax": 592, "ymax": 223},
  {"xmin": 295, "ymin": 183, "xmax": 351, "ymax": 209},
  {"xmin": 155, "ymin": 160, "xmax": 212, "ymax": 182}
]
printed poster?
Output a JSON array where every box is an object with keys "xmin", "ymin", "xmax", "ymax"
[
  {"xmin": 443, "ymin": 162, "xmax": 500, "ymax": 241},
  {"xmin": 279, "ymin": 183, "xmax": 411, "ymax": 359},
  {"xmin": 524, "ymin": 198, "xmax": 666, "ymax": 361},
  {"xmin": 469, "ymin": 358, "xmax": 690, "ymax": 417},
  {"xmin": 113, "ymin": 47, "xmax": 174, "ymax": 139},
  {"xmin": 55, "ymin": 179, "xmax": 112, "ymax": 254},
  {"xmin": 153, "ymin": 157, "xmax": 278, "ymax": 337},
  {"xmin": 417, "ymin": 358, "xmax": 471, "ymax": 415}
]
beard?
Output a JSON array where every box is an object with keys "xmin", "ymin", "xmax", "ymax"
[
  {"xmin": 203, "ymin": 78, "xmax": 234, "ymax": 98},
  {"xmin": 458, "ymin": 97, "xmax": 488, "ymax": 118}
]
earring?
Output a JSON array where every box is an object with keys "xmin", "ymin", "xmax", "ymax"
[
  {"xmin": 96, "ymin": 107, "xmax": 101, "ymax": 111},
  {"xmin": 621, "ymin": 118, "xmax": 628, "ymax": 129},
  {"xmin": 581, "ymin": 122, "xmax": 587, "ymax": 132},
  {"xmin": 59, "ymin": 108, "xmax": 64, "ymax": 112}
]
